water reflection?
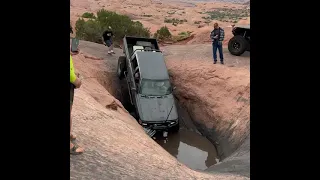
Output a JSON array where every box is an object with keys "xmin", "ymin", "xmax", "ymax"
[{"xmin": 155, "ymin": 128, "xmax": 219, "ymax": 170}]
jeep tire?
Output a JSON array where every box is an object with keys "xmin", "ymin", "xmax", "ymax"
[
  {"xmin": 228, "ymin": 35, "xmax": 248, "ymax": 56},
  {"xmin": 117, "ymin": 56, "xmax": 126, "ymax": 79}
]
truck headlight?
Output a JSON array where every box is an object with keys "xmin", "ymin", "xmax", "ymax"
[{"xmin": 168, "ymin": 119, "xmax": 178, "ymax": 124}]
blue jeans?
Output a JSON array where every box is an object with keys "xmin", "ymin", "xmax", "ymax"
[
  {"xmin": 212, "ymin": 42, "xmax": 224, "ymax": 62},
  {"xmin": 105, "ymin": 39, "xmax": 113, "ymax": 47}
]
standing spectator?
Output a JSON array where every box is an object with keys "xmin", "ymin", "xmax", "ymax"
[
  {"xmin": 210, "ymin": 23, "xmax": 225, "ymax": 64},
  {"xmin": 70, "ymin": 52, "xmax": 84, "ymax": 155},
  {"xmin": 102, "ymin": 26, "xmax": 115, "ymax": 55}
]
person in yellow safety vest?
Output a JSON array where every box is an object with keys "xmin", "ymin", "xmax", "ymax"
[{"xmin": 70, "ymin": 54, "xmax": 84, "ymax": 155}]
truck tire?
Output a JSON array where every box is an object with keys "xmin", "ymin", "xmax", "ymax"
[
  {"xmin": 228, "ymin": 35, "xmax": 248, "ymax": 56},
  {"xmin": 117, "ymin": 56, "xmax": 126, "ymax": 80},
  {"xmin": 129, "ymin": 111, "xmax": 138, "ymax": 119},
  {"xmin": 170, "ymin": 122, "xmax": 180, "ymax": 133}
]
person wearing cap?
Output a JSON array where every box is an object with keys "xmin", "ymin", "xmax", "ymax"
[{"xmin": 102, "ymin": 26, "xmax": 115, "ymax": 54}]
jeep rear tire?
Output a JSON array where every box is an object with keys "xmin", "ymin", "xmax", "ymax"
[
  {"xmin": 228, "ymin": 35, "xmax": 248, "ymax": 56},
  {"xmin": 117, "ymin": 56, "xmax": 126, "ymax": 80}
]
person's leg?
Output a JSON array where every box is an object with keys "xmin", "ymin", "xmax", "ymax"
[
  {"xmin": 109, "ymin": 44, "xmax": 114, "ymax": 52},
  {"xmin": 110, "ymin": 43, "xmax": 114, "ymax": 52},
  {"xmin": 70, "ymin": 85, "xmax": 76, "ymax": 140},
  {"xmin": 70, "ymin": 85, "xmax": 84, "ymax": 155},
  {"xmin": 70, "ymin": 141, "xmax": 84, "ymax": 155},
  {"xmin": 110, "ymin": 39, "xmax": 115, "ymax": 53},
  {"xmin": 218, "ymin": 43, "xmax": 224, "ymax": 64},
  {"xmin": 106, "ymin": 40, "xmax": 112, "ymax": 54},
  {"xmin": 212, "ymin": 43, "xmax": 218, "ymax": 63},
  {"xmin": 70, "ymin": 107, "xmax": 77, "ymax": 140}
]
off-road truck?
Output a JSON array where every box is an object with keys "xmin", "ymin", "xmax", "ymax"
[
  {"xmin": 228, "ymin": 24, "xmax": 250, "ymax": 56},
  {"xmin": 117, "ymin": 36, "xmax": 179, "ymax": 132}
]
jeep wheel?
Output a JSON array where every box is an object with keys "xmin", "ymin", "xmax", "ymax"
[
  {"xmin": 117, "ymin": 56, "xmax": 126, "ymax": 80},
  {"xmin": 228, "ymin": 35, "xmax": 248, "ymax": 56},
  {"xmin": 170, "ymin": 122, "xmax": 180, "ymax": 133}
]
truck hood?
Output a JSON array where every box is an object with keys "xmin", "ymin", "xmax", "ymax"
[{"xmin": 136, "ymin": 94, "xmax": 178, "ymax": 122}]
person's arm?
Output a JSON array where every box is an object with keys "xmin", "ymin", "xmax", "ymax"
[
  {"xmin": 220, "ymin": 29, "xmax": 225, "ymax": 41},
  {"xmin": 210, "ymin": 31, "xmax": 215, "ymax": 40},
  {"xmin": 214, "ymin": 31, "xmax": 218, "ymax": 39},
  {"xmin": 218, "ymin": 29, "xmax": 224, "ymax": 45},
  {"xmin": 210, "ymin": 30, "xmax": 218, "ymax": 40}
]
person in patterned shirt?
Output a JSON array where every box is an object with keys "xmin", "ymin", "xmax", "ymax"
[{"xmin": 210, "ymin": 23, "xmax": 225, "ymax": 64}]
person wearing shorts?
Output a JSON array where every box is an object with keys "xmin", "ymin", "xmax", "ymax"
[
  {"xmin": 102, "ymin": 27, "xmax": 115, "ymax": 54},
  {"xmin": 70, "ymin": 54, "xmax": 84, "ymax": 155}
]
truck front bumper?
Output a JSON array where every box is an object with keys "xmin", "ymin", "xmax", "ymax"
[{"xmin": 140, "ymin": 120, "xmax": 178, "ymax": 130}]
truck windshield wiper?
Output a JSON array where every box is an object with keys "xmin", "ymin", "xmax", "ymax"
[{"xmin": 164, "ymin": 103, "xmax": 174, "ymax": 123}]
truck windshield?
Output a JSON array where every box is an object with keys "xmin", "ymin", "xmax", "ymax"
[{"xmin": 140, "ymin": 79, "xmax": 172, "ymax": 96}]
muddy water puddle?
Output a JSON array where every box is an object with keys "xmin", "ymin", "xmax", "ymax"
[{"xmin": 154, "ymin": 128, "xmax": 219, "ymax": 170}]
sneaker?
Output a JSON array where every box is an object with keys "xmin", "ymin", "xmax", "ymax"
[
  {"xmin": 213, "ymin": 61, "xmax": 217, "ymax": 64},
  {"xmin": 221, "ymin": 61, "xmax": 224, "ymax": 64},
  {"xmin": 107, "ymin": 51, "xmax": 112, "ymax": 54},
  {"xmin": 111, "ymin": 50, "xmax": 115, "ymax": 54}
]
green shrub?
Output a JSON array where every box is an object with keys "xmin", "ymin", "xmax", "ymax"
[
  {"xmin": 205, "ymin": 20, "xmax": 211, "ymax": 24},
  {"xmin": 164, "ymin": 18, "xmax": 173, "ymax": 23},
  {"xmin": 178, "ymin": 32, "xmax": 189, "ymax": 36},
  {"xmin": 164, "ymin": 18, "xmax": 185, "ymax": 25},
  {"xmin": 82, "ymin": 12, "xmax": 96, "ymax": 19},
  {"xmin": 202, "ymin": 16, "xmax": 210, "ymax": 20},
  {"xmin": 154, "ymin": 26, "xmax": 171, "ymax": 40},
  {"xmin": 75, "ymin": 9, "xmax": 151, "ymax": 44},
  {"xmin": 204, "ymin": 8, "xmax": 250, "ymax": 22},
  {"xmin": 174, "ymin": 31, "xmax": 192, "ymax": 42},
  {"xmin": 75, "ymin": 19, "xmax": 102, "ymax": 43}
]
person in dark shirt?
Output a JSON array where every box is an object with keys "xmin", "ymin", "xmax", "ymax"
[
  {"xmin": 210, "ymin": 23, "xmax": 225, "ymax": 64},
  {"xmin": 70, "ymin": 24, "xmax": 73, "ymax": 34},
  {"xmin": 102, "ymin": 26, "xmax": 115, "ymax": 54}
]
